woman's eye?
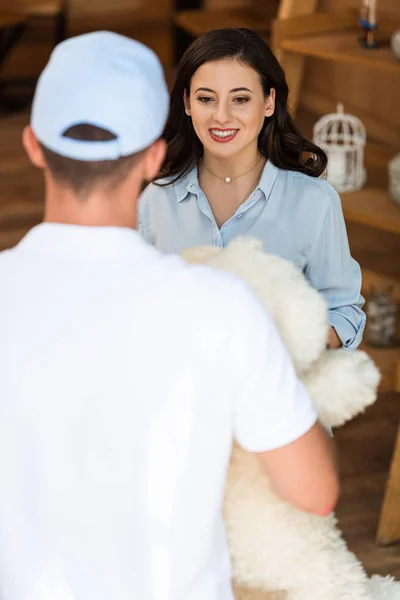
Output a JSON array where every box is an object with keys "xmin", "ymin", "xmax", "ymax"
[
  {"xmin": 198, "ymin": 96, "xmax": 213, "ymax": 103},
  {"xmin": 233, "ymin": 97, "xmax": 249, "ymax": 104}
]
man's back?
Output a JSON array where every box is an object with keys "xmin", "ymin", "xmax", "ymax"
[
  {"xmin": 0, "ymin": 223, "xmax": 323, "ymax": 600},
  {"xmin": 0, "ymin": 224, "xmax": 245, "ymax": 600}
]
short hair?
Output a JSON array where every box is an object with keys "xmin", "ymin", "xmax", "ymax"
[{"xmin": 39, "ymin": 123, "xmax": 144, "ymax": 198}]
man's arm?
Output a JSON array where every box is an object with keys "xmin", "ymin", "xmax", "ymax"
[
  {"xmin": 257, "ymin": 421, "xmax": 339, "ymax": 516},
  {"xmin": 231, "ymin": 282, "xmax": 339, "ymax": 517}
]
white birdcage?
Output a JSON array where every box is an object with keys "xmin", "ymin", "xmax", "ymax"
[{"xmin": 313, "ymin": 104, "xmax": 367, "ymax": 192}]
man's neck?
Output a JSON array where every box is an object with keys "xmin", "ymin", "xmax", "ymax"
[{"xmin": 43, "ymin": 180, "xmax": 139, "ymax": 229}]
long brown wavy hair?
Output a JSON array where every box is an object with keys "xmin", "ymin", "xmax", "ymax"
[{"xmin": 157, "ymin": 27, "xmax": 327, "ymax": 184}]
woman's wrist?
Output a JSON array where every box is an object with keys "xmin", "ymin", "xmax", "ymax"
[{"xmin": 327, "ymin": 326, "xmax": 342, "ymax": 349}]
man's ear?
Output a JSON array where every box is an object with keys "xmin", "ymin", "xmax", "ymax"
[
  {"xmin": 184, "ymin": 89, "xmax": 191, "ymax": 116},
  {"xmin": 22, "ymin": 126, "xmax": 46, "ymax": 169},
  {"xmin": 142, "ymin": 138, "xmax": 166, "ymax": 182}
]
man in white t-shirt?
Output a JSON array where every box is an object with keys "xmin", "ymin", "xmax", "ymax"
[{"xmin": 0, "ymin": 32, "xmax": 338, "ymax": 600}]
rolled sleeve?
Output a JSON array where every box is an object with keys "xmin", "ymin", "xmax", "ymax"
[
  {"xmin": 329, "ymin": 308, "xmax": 366, "ymax": 350},
  {"xmin": 305, "ymin": 186, "xmax": 366, "ymax": 350}
]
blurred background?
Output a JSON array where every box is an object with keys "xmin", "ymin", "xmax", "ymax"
[{"xmin": 0, "ymin": 0, "xmax": 399, "ymax": 581}]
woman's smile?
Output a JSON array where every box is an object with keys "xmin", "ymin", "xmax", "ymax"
[{"xmin": 209, "ymin": 128, "xmax": 239, "ymax": 143}]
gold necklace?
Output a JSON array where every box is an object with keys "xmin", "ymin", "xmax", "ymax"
[{"xmin": 202, "ymin": 156, "xmax": 263, "ymax": 184}]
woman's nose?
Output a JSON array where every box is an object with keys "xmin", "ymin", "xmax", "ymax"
[{"xmin": 213, "ymin": 102, "xmax": 231, "ymax": 125}]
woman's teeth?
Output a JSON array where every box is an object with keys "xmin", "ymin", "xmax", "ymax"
[{"xmin": 210, "ymin": 129, "xmax": 237, "ymax": 138}]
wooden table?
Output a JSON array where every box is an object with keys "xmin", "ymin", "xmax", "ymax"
[{"xmin": 0, "ymin": 11, "xmax": 27, "ymax": 112}]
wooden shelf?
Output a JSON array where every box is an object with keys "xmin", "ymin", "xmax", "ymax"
[
  {"xmin": 280, "ymin": 30, "xmax": 400, "ymax": 72},
  {"xmin": 272, "ymin": 8, "xmax": 400, "ymax": 74},
  {"xmin": 342, "ymin": 187, "xmax": 400, "ymax": 236},
  {"xmin": 174, "ymin": 8, "xmax": 273, "ymax": 38}
]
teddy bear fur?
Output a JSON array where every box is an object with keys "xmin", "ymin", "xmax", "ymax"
[{"xmin": 181, "ymin": 237, "xmax": 400, "ymax": 600}]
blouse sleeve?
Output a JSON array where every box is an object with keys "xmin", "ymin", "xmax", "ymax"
[{"xmin": 305, "ymin": 186, "xmax": 366, "ymax": 349}]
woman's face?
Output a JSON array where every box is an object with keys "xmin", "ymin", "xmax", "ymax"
[{"xmin": 184, "ymin": 58, "xmax": 275, "ymax": 159}]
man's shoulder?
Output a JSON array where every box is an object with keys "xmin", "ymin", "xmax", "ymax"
[
  {"xmin": 0, "ymin": 248, "xmax": 14, "ymax": 269},
  {"xmin": 168, "ymin": 258, "xmax": 265, "ymax": 321}
]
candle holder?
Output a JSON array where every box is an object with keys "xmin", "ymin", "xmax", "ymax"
[
  {"xmin": 391, "ymin": 30, "xmax": 400, "ymax": 60},
  {"xmin": 359, "ymin": 0, "xmax": 378, "ymax": 49},
  {"xmin": 388, "ymin": 153, "xmax": 400, "ymax": 207},
  {"xmin": 313, "ymin": 104, "xmax": 367, "ymax": 193}
]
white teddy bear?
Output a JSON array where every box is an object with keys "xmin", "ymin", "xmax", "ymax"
[{"xmin": 181, "ymin": 237, "xmax": 400, "ymax": 600}]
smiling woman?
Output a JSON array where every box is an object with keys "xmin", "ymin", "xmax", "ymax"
[
  {"xmin": 159, "ymin": 28, "xmax": 326, "ymax": 185},
  {"xmin": 138, "ymin": 28, "xmax": 366, "ymax": 351},
  {"xmin": 186, "ymin": 61, "xmax": 275, "ymax": 174}
]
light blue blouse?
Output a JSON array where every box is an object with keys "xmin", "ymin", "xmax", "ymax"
[{"xmin": 138, "ymin": 160, "xmax": 366, "ymax": 349}]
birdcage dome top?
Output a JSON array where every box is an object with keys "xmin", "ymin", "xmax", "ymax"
[{"xmin": 314, "ymin": 103, "xmax": 366, "ymax": 149}]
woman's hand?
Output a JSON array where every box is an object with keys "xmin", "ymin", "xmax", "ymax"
[{"xmin": 327, "ymin": 326, "xmax": 342, "ymax": 349}]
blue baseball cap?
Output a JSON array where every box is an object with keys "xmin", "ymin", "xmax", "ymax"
[{"xmin": 31, "ymin": 31, "xmax": 169, "ymax": 161}]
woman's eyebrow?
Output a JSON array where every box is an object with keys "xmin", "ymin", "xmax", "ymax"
[
  {"xmin": 194, "ymin": 87, "xmax": 253, "ymax": 93},
  {"xmin": 230, "ymin": 87, "xmax": 253, "ymax": 93}
]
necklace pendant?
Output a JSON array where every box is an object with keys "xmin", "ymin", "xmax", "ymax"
[{"xmin": 225, "ymin": 177, "xmax": 232, "ymax": 183}]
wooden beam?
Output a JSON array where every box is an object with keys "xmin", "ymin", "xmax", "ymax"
[
  {"xmin": 397, "ymin": 363, "xmax": 400, "ymax": 394},
  {"xmin": 377, "ymin": 423, "xmax": 400, "ymax": 545},
  {"xmin": 277, "ymin": 0, "xmax": 318, "ymax": 20},
  {"xmin": 272, "ymin": 0, "xmax": 319, "ymax": 116}
]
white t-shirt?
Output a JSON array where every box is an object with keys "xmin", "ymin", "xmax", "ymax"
[{"xmin": 0, "ymin": 224, "xmax": 317, "ymax": 600}]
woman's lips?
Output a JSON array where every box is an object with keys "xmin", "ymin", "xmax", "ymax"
[{"xmin": 209, "ymin": 128, "xmax": 239, "ymax": 143}]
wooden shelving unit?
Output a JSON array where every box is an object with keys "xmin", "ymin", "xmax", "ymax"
[
  {"xmin": 271, "ymin": 7, "xmax": 400, "ymax": 114},
  {"xmin": 273, "ymin": 2, "xmax": 400, "ymax": 545}
]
